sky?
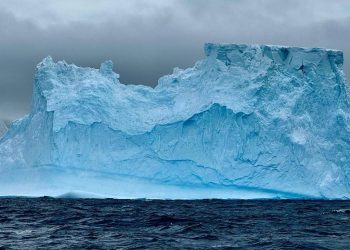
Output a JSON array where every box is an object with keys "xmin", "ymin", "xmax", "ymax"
[{"xmin": 0, "ymin": 0, "xmax": 349, "ymax": 121}]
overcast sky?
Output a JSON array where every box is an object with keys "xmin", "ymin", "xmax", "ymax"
[{"xmin": 0, "ymin": 0, "xmax": 349, "ymax": 121}]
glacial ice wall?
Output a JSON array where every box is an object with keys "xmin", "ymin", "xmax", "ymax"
[{"xmin": 0, "ymin": 43, "xmax": 350, "ymax": 199}]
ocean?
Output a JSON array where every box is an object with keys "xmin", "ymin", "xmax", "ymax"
[{"xmin": 0, "ymin": 198, "xmax": 349, "ymax": 249}]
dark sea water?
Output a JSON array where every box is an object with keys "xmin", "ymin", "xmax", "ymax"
[{"xmin": 0, "ymin": 199, "xmax": 349, "ymax": 249}]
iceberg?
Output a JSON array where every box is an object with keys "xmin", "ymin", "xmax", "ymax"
[{"xmin": 0, "ymin": 43, "xmax": 350, "ymax": 199}]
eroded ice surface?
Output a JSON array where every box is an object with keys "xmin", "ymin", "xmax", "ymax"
[{"xmin": 0, "ymin": 43, "xmax": 350, "ymax": 199}]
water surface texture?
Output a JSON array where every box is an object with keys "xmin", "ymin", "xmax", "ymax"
[{"xmin": 0, "ymin": 199, "xmax": 349, "ymax": 249}]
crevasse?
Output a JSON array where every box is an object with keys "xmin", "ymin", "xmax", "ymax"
[{"xmin": 0, "ymin": 43, "xmax": 349, "ymax": 199}]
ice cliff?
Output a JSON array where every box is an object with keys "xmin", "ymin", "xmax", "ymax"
[{"xmin": 1, "ymin": 43, "xmax": 350, "ymax": 199}]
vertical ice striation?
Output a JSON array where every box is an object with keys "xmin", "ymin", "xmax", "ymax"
[{"xmin": 0, "ymin": 43, "xmax": 350, "ymax": 199}]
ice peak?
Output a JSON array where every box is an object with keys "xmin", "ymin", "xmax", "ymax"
[
  {"xmin": 37, "ymin": 56, "xmax": 55, "ymax": 69},
  {"xmin": 99, "ymin": 60, "xmax": 113, "ymax": 73},
  {"xmin": 99, "ymin": 60, "xmax": 119, "ymax": 81}
]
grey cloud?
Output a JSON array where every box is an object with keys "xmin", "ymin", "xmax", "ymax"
[{"xmin": 0, "ymin": 0, "xmax": 349, "ymax": 121}]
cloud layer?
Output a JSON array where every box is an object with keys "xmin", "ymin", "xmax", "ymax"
[{"xmin": 0, "ymin": 0, "xmax": 349, "ymax": 120}]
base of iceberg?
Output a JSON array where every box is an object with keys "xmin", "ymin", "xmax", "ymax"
[
  {"xmin": 1, "ymin": 43, "xmax": 350, "ymax": 199},
  {"xmin": 0, "ymin": 167, "xmax": 309, "ymax": 199}
]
